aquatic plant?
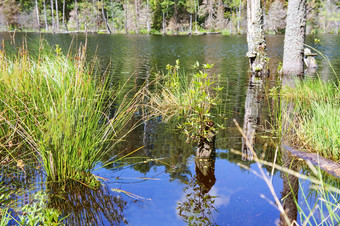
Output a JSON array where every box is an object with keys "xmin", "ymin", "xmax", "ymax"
[
  {"xmin": 0, "ymin": 42, "xmax": 142, "ymax": 185},
  {"xmin": 147, "ymin": 60, "xmax": 223, "ymax": 144},
  {"xmin": 282, "ymin": 79, "xmax": 340, "ymax": 162},
  {"xmin": 234, "ymin": 120, "xmax": 340, "ymax": 225},
  {"xmin": 0, "ymin": 192, "xmax": 64, "ymax": 226}
]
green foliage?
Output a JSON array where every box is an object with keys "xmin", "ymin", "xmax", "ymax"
[
  {"xmin": 19, "ymin": 191, "xmax": 65, "ymax": 225},
  {"xmin": 148, "ymin": 60, "xmax": 223, "ymax": 143},
  {"xmin": 0, "ymin": 42, "xmax": 142, "ymax": 184},
  {"xmin": 282, "ymin": 79, "xmax": 340, "ymax": 161}
]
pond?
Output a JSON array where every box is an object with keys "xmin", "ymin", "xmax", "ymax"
[{"xmin": 1, "ymin": 32, "xmax": 340, "ymax": 225}]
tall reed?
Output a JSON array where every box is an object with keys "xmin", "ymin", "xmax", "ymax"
[{"xmin": 0, "ymin": 42, "xmax": 142, "ymax": 185}]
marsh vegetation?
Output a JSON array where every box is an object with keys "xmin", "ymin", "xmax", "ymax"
[{"xmin": 0, "ymin": 33, "xmax": 340, "ymax": 225}]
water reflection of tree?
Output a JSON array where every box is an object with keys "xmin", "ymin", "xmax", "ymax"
[
  {"xmin": 279, "ymin": 149, "xmax": 300, "ymax": 226},
  {"xmin": 177, "ymin": 138, "xmax": 217, "ymax": 225},
  {"xmin": 48, "ymin": 181, "xmax": 127, "ymax": 225},
  {"xmin": 242, "ymin": 77, "xmax": 264, "ymax": 161}
]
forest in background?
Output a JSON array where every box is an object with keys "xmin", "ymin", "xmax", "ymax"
[{"xmin": 0, "ymin": 0, "xmax": 339, "ymax": 34}]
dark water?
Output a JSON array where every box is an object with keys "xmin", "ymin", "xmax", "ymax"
[{"xmin": 1, "ymin": 32, "xmax": 340, "ymax": 225}]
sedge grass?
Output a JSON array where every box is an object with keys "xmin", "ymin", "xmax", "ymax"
[
  {"xmin": 282, "ymin": 79, "xmax": 340, "ymax": 162},
  {"xmin": 0, "ymin": 42, "xmax": 142, "ymax": 185}
]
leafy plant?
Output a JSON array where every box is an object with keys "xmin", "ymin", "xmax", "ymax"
[{"xmin": 147, "ymin": 60, "xmax": 223, "ymax": 143}]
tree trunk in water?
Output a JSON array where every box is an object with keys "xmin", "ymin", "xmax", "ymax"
[
  {"xmin": 35, "ymin": 0, "xmax": 40, "ymax": 31},
  {"xmin": 246, "ymin": 0, "xmax": 268, "ymax": 77},
  {"xmin": 43, "ymin": 0, "xmax": 48, "ymax": 30},
  {"xmin": 196, "ymin": 122, "xmax": 216, "ymax": 159},
  {"xmin": 63, "ymin": 0, "xmax": 68, "ymax": 31},
  {"xmin": 55, "ymin": 0, "xmax": 59, "ymax": 31},
  {"xmin": 101, "ymin": 0, "xmax": 112, "ymax": 33},
  {"xmin": 282, "ymin": 0, "xmax": 307, "ymax": 76},
  {"xmin": 50, "ymin": 0, "xmax": 55, "ymax": 32},
  {"xmin": 75, "ymin": 0, "xmax": 79, "ymax": 31}
]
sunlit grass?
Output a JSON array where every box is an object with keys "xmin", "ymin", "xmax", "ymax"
[
  {"xmin": 282, "ymin": 79, "xmax": 340, "ymax": 162},
  {"xmin": 0, "ymin": 42, "xmax": 142, "ymax": 185}
]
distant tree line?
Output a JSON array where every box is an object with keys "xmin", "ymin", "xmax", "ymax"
[{"xmin": 0, "ymin": 0, "xmax": 338, "ymax": 34}]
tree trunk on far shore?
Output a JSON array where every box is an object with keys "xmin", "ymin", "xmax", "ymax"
[
  {"xmin": 101, "ymin": 0, "xmax": 112, "ymax": 33},
  {"xmin": 282, "ymin": 0, "xmax": 307, "ymax": 76},
  {"xmin": 50, "ymin": 0, "xmax": 55, "ymax": 32},
  {"xmin": 43, "ymin": 0, "xmax": 48, "ymax": 30},
  {"xmin": 35, "ymin": 0, "xmax": 40, "ymax": 31},
  {"xmin": 246, "ymin": 0, "xmax": 268, "ymax": 77},
  {"xmin": 55, "ymin": 0, "xmax": 59, "ymax": 31},
  {"xmin": 63, "ymin": 0, "xmax": 68, "ymax": 31}
]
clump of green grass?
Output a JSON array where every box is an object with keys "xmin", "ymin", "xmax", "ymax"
[
  {"xmin": 0, "ymin": 42, "xmax": 141, "ymax": 185},
  {"xmin": 282, "ymin": 79, "xmax": 340, "ymax": 162},
  {"xmin": 146, "ymin": 60, "xmax": 223, "ymax": 143}
]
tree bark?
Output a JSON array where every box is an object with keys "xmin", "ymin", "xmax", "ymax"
[
  {"xmin": 125, "ymin": 0, "xmax": 128, "ymax": 33},
  {"xmin": 63, "ymin": 0, "xmax": 68, "ymax": 31},
  {"xmin": 43, "ymin": 0, "xmax": 48, "ymax": 30},
  {"xmin": 134, "ymin": 0, "xmax": 139, "ymax": 33},
  {"xmin": 101, "ymin": 0, "xmax": 112, "ymax": 33},
  {"xmin": 146, "ymin": 0, "xmax": 150, "ymax": 32},
  {"xmin": 282, "ymin": 0, "xmax": 307, "ymax": 76},
  {"xmin": 50, "ymin": 0, "xmax": 55, "ymax": 32},
  {"xmin": 55, "ymin": 0, "xmax": 59, "ymax": 31},
  {"xmin": 75, "ymin": 0, "xmax": 79, "ymax": 31},
  {"xmin": 35, "ymin": 0, "xmax": 40, "ymax": 31},
  {"xmin": 246, "ymin": 0, "xmax": 268, "ymax": 77}
]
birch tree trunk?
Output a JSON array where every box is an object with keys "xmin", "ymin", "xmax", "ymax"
[
  {"xmin": 63, "ymin": 0, "xmax": 68, "ymax": 31},
  {"xmin": 50, "ymin": 0, "xmax": 55, "ymax": 32},
  {"xmin": 43, "ymin": 0, "xmax": 48, "ymax": 30},
  {"xmin": 101, "ymin": 0, "xmax": 112, "ymax": 33},
  {"xmin": 237, "ymin": 1, "xmax": 242, "ymax": 33},
  {"xmin": 146, "ymin": 0, "xmax": 150, "ymax": 32},
  {"xmin": 282, "ymin": 0, "xmax": 307, "ymax": 76},
  {"xmin": 55, "ymin": 0, "xmax": 59, "ymax": 31},
  {"xmin": 246, "ymin": 0, "xmax": 268, "ymax": 77},
  {"xmin": 35, "ymin": 0, "xmax": 40, "ymax": 31},
  {"xmin": 134, "ymin": 0, "xmax": 139, "ymax": 34},
  {"xmin": 75, "ymin": 0, "xmax": 79, "ymax": 31},
  {"xmin": 125, "ymin": 0, "xmax": 128, "ymax": 34}
]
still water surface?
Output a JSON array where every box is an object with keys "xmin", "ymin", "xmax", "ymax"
[{"xmin": 1, "ymin": 32, "xmax": 340, "ymax": 225}]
